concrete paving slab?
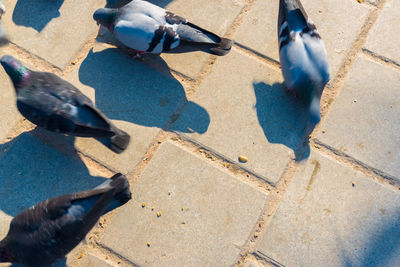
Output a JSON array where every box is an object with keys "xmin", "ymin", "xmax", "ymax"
[
  {"xmin": 173, "ymin": 49, "xmax": 310, "ymax": 184},
  {"xmin": 234, "ymin": 0, "xmax": 370, "ymax": 77},
  {"xmin": 67, "ymin": 43, "xmax": 209, "ymax": 173},
  {"xmin": 2, "ymin": 0, "xmax": 103, "ymax": 69},
  {"xmin": 79, "ymin": 253, "xmax": 117, "ymax": 267},
  {"xmin": 0, "ymin": 56, "xmax": 22, "ymax": 142},
  {"xmin": 100, "ymin": 141, "xmax": 268, "ymax": 266},
  {"xmin": 257, "ymin": 151, "xmax": 400, "ymax": 267},
  {"xmin": 316, "ymin": 55, "xmax": 400, "ymax": 181},
  {"xmin": 364, "ymin": 0, "xmax": 400, "ymax": 65}
]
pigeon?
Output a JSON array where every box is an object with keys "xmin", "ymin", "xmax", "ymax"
[
  {"xmin": 0, "ymin": 173, "xmax": 131, "ymax": 267},
  {"xmin": 0, "ymin": 0, "xmax": 8, "ymax": 46},
  {"xmin": 278, "ymin": 0, "xmax": 330, "ymax": 124},
  {"xmin": 93, "ymin": 0, "xmax": 233, "ymax": 58},
  {"xmin": 0, "ymin": 55, "xmax": 131, "ymax": 153}
]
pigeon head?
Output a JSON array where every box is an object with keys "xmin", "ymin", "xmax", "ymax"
[
  {"xmin": 0, "ymin": 55, "xmax": 30, "ymax": 89},
  {"xmin": 93, "ymin": 8, "xmax": 118, "ymax": 31}
]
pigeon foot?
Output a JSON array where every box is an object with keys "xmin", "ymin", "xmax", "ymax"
[{"xmin": 128, "ymin": 49, "xmax": 145, "ymax": 60}]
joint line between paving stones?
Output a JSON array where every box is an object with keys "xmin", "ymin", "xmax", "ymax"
[
  {"xmin": 313, "ymin": 138, "xmax": 400, "ymax": 188},
  {"xmin": 174, "ymin": 132, "xmax": 277, "ymax": 188},
  {"xmin": 233, "ymin": 42, "xmax": 281, "ymax": 70},
  {"xmin": 2, "ymin": 43, "xmax": 62, "ymax": 74},
  {"xmin": 316, "ymin": 0, "xmax": 386, "ymax": 129},
  {"xmin": 93, "ymin": 241, "xmax": 139, "ymax": 267},
  {"xmin": 237, "ymin": 158, "xmax": 299, "ymax": 262},
  {"xmin": 253, "ymin": 251, "xmax": 286, "ymax": 267},
  {"xmin": 224, "ymin": 0, "xmax": 259, "ymax": 39},
  {"xmin": 361, "ymin": 48, "xmax": 400, "ymax": 71}
]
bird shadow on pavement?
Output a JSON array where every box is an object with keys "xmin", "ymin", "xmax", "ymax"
[
  {"xmin": 0, "ymin": 129, "xmax": 107, "ymax": 218},
  {"xmin": 253, "ymin": 81, "xmax": 315, "ymax": 161},
  {"xmin": 337, "ymin": 208, "xmax": 400, "ymax": 267},
  {"xmin": 78, "ymin": 46, "xmax": 210, "ymax": 135},
  {"xmin": 12, "ymin": 0, "xmax": 64, "ymax": 32},
  {"xmin": 10, "ymin": 258, "xmax": 67, "ymax": 267}
]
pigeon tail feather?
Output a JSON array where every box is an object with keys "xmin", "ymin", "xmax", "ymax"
[
  {"xmin": 106, "ymin": 173, "xmax": 131, "ymax": 212},
  {"xmin": 94, "ymin": 173, "xmax": 131, "ymax": 214},
  {"xmin": 209, "ymin": 38, "xmax": 233, "ymax": 56},
  {"xmin": 110, "ymin": 127, "xmax": 130, "ymax": 154}
]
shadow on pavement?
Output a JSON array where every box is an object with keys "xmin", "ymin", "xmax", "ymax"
[
  {"xmin": 339, "ymin": 208, "xmax": 400, "ymax": 267},
  {"xmin": 11, "ymin": 258, "xmax": 66, "ymax": 267},
  {"xmin": 78, "ymin": 47, "xmax": 210, "ymax": 134},
  {"xmin": 0, "ymin": 130, "xmax": 107, "ymax": 217},
  {"xmin": 253, "ymin": 81, "xmax": 313, "ymax": 161},
  {"xmin": 12, "ymin": 0, "xmax": 64, "ymax": 32}
]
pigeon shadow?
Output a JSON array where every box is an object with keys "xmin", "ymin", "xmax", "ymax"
[
  {"xmin": 12, "ymin": 0, "xmax": 64, "ymax": 32},
  {"xmin": 253, "ymin": 82, "xmax": 314, "ymax": 161},
  {"xmin": 78, "ymin": 47, "xmax": 210, "ymax": 134},
  {"xmin": 11, "ymin": 258, "xmax": 67, "ymax": 267},
  {"xmin": 338, "ymin": 208, "xmax": 400, "ymax": 266},
  {"xmin": 0, "ymin": 129, "xmax": 108, "ymax": 218}
]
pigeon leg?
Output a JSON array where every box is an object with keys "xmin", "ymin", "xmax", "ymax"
[{"xmin": 128, "ymin": 49, "xmax": 145, "ymax": 59}]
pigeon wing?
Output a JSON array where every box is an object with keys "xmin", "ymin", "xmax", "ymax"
[
  {"xmin": 6, "ymin": 187, "xmax": 116, "ymax": 265},
  {"xmin": 17, "ymin": 72, "xmax": 114, "ymax": 137}
]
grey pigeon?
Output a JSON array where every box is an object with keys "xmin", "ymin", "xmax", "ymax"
[
  {"xmin": 0, "ymin": 55, "xmax": 130, "ymax": 153},
  {"xmin": 0, "ymin": 173, "xmax": 131, "ymax": 267},
  {"xmin": 278, "ymin": 0, "xmax": 330, "ymax": 124},
  {"xmin": 93, "ymin": 0, "xmax": 232, "ymax": 58},
  {"xmin": 0, "ymin": 0, "xmax": 8, "ymax": 46}
]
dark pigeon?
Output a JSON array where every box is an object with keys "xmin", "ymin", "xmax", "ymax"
[
  {"xmin": 278, "ymin": 0, "xmax": 330, "ymax": 124},
  {"xmin": 0, "ymin": 173, "xmax": 131, "ymax": 267},
  {"xmin": 0, "ymin": 0, "xmax": 9, "ymax": 46},
  {"xmin": 0, "ymin": 55, "xmax": 131, "ymax": 153},
  {"xmin": 93, "ymin": 0, "xmax": 233, "ymax": 58}
]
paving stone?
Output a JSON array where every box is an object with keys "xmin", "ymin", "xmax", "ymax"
[
  {"xmin": 97, "ymin": 0, "xmax": 245, "ymax": 79},
  {"xmin": 173, "ymin": 49, "xmax": 310, "ymax": 184},
  {"xmin": 243, "ymin": 259, "xmax": 269, "ymax": 267},
  {"xmin": 0, "ymin": 54, "xmax": 22, "ymax": 142},
  {"xmin": 79, "ymin": 253, "xmax": 117, "ymax": 267},
  {"xmin": 2, "ymin": 0, "xmax": 103, "ymax": 69},
  {"xmin": 316, "ymin": 55, "xmax": 400, "ymax": 181},
  {"xmin": 364, "ymin": 0, "xmax": 400, "ymax": 65},
  {"xmin": 67, "ymin": 43, "xmax": 209, "ymax": 173},
  {"xmin": 100, "ymin": 141, "xmax": 268, "ymax": 266},
  {"xmin": 234, "ymin": 0, "xmax": 370, "ymax": 77},
  {"xmin": 257, "ymin": 151, "xmax": 400, "ymax": 267}
]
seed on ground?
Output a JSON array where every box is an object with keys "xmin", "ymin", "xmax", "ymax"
[{"xmin": 239, "ymin": 155, "xmax": 248, "ymax": 163}]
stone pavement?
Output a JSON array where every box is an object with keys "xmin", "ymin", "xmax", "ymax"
[{"xmin": 0, "ymin": 0, "xmax": 399, "ymax": 266}]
